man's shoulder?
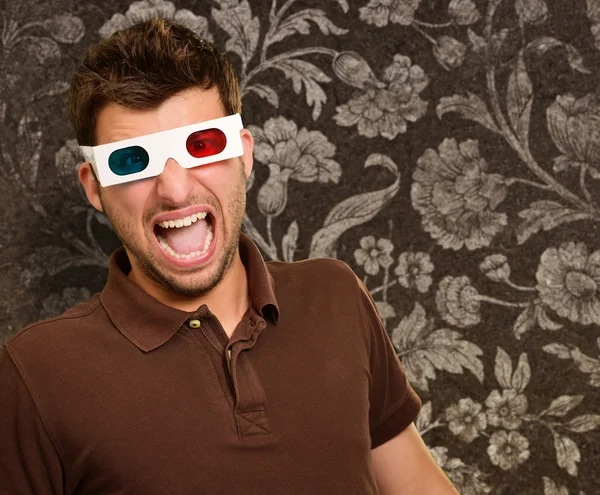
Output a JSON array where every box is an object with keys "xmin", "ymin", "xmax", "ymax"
[
  {"xmin": 267, "ymin": 256, "xmax": 356, "ymax": 279},
  {"xmin": 266, "ymin": 256, "xmax": 360, "ymax": 296},
  {"xmin": 3, "ymin": 293, "xmax": 103, "ymax": 358}
]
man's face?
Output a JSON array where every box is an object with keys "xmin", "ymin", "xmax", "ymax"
[{"xmin": 79, "ymin": 87, "xmax": 254, "ymax": 297}]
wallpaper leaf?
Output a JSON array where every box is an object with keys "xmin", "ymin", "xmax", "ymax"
[
  {"xmin": 564, "ymin": 414, "xmax": 600, "ymax": 433},
  {"xmin": 436, "ymin": 93, "xmax": 500, "ymax": 135},
  {"xmin": 512, "ymin": 303, "xmax": 536, "ymax": 338},
  {"xmin": 543, "ymin": 395, "xmax": 584, "ymax": 417},
  {"xmin": 516, "ymin": 201, "xmax": 591, "ymax": 245},
  {"xmin": 212, "ymin": 0, "xmax": 260, "ymax": 69},
  {"xmin": 272, "ymin": 58, "xmax": 331, "ymax": 120},
  {"xmin": 281, "ymin": 220, "xmax": 299, "ymax": 263},
  {"xmin": 415, "ymin": 400, "xmax": 432, "ymax": 431},
  {"xmin": 17, "ymin": 108, "xmax": 42, "ymax": 190},
  {"xmin": 526, "ymin": 36, "xmax": 563, "ymax": 56},
  {"xmin": 506, "ymin": 50, "xmax": 533, "ymax": 144},
  {"xmin": 537, "ymin": 305, "xmax": 563, "ymax": 331},
  {"xmin": 510, "ymin": 353, "xmax": 531, "ymax": 393},
  {"xmin": 564, "ymin": 43, "xmax": 591, "ymax": 74},
  {"xmin": 268, "ymin": 8, "xmax": 347, "ymax": 45},
  {"xmin": 309, "ymin": 154, "xmax": 399, "ymax": 257},
  {"xmin": 392, "ymin": 302, "xmax": 485, "ymax": 392},
  {"xmin": 553, "ymin": 433, "xmax": 580, "ymax": 476},
  {"xmin": 542, "ymin": 477, "xmax": 570, "ymax": 495},
  {"xmin": 494, "ymin": 347, "xmax": 514, "ymax": 390},
  {"xmin": 245, "ymin": 84, "xmax": 280, "ymax": 107}
]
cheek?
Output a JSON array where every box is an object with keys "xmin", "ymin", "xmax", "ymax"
[
  {"xmin": 192, "ymin": 163, "xmax": 227, "ymax": 183},
  {"xmin": 108, "ymin": 183, "xmax": 151, "ymax": 225},
  {"xmin": 192, "ymin": 165, "xmax": 239, "ymax": 199}
]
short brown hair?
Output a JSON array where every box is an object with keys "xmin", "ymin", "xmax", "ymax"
[{"xmin": 68, "ymin": 18, "xmax": 241, "ymax": 147}]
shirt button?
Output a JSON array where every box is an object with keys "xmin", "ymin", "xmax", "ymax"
[{"xmin": 189, "ymin": 319, "xmax": 201, "ymax": 328}]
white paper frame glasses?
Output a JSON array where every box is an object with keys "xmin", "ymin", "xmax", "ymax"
[{"xmin": 79, "ymin": 113, "xmax": 244, "ymax": 187}]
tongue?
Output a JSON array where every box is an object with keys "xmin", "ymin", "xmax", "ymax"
[{"xmin": 161, "ymin": 218, "xmax": 208, "ymax": 255}]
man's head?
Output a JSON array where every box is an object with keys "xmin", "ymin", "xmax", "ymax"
[{"xmin": 70, "ymin": 18, "xmax": 254, "ymax": 299}]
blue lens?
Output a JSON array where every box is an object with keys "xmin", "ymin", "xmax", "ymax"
[{"xmin": 108, "ymin": 146, "xmax": 150, "ymax": 176}]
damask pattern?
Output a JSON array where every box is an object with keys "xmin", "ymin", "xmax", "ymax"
[{"xmin": 1, "ymin": 0, "xmax": 599, "ymax": 493}]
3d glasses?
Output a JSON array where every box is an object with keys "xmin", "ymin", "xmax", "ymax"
[{"xmin": 79, "ymin": 113, "xmax": 244, "ymax": 187}]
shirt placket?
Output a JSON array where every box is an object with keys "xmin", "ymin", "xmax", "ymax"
[{"xmin": 190, "ymin": 309, "xmax": 272, "ymax": 437}]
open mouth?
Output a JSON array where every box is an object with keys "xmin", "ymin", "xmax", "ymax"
[{"xmin": 152, "ymin": 211, "xmax": 215, "ymax": 262}]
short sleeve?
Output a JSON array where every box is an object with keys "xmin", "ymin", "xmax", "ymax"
[
  {"xmin": 355, "ymin": 275, "xmax": 422, "ymax": 449},
  {"xmin": 0, "ymin": 345, "xmax": 66, "ymax": 494}
]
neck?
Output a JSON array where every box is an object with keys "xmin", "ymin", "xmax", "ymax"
[{"xmin": 126, "ymin": 250, "xmax": 251, "ymax": 323}]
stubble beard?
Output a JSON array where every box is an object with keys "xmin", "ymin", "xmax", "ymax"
[{"xmin": 98, "ymin": 161, "xmax": 247, "ymax": 297}]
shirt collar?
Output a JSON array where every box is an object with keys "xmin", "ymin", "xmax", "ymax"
[{"xmin": 100, "ymin": 232, "xmax": 280, "ymax": 352}]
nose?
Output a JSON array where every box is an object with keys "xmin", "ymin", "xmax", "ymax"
[{"xmin": 155, "ymin": 158, "xmax": 194, "ymax": 204}]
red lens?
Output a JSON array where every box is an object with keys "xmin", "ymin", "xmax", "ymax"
[{"xmin": 186, "ymin": 128, "xmax": 227, "ymax": 158}]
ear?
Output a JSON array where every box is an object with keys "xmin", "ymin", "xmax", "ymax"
[
  {"xmin": 240, "ymin": 128, "xmax": 254, "ymax": 179},
  {"xmin": 78, "ymin": 162, "xmax": 104, "ymax": 212}
]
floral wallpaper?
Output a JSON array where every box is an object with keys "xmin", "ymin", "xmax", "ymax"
[{"xmin": 1, "ymin": 0, "xmax": 600, "ymax": 493}]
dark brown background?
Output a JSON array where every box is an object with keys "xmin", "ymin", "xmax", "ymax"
[{"xmin": 1, "ymin": 0, "xmax": 599, "ymax": 493}]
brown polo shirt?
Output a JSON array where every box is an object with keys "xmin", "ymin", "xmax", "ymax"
[{"xmin": 0, "ymin": 232, "xmax": 421, "ymax": 494}]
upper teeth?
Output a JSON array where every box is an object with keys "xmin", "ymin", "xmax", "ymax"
[{"xmin": 157, "ymin": 211, "xmax": 208, "ymax": 229}]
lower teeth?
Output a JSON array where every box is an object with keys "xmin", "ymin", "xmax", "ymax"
[{"xmin": 157, "ymin": 224, "xmax": 214, "ymax": 260}]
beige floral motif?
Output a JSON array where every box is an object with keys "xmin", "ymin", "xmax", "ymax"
[
  {"xmin": 485, "ymin": 389, "xmax": 528, "ymax": 430},
  {"xmin": 334, "ymin": 54, "xmax": 428, "ymax": 140},
  {"xmin": 445, "ymin": 397, "xmax": 488, "ymax": 443},
  {"xmin": 536, "ymin": 242, "xmax": 600, "ymax": 326},
  {"xmin": 433, "ymin": 36, "xmax": 467, "ymax": 71},
  {"xmin": 249, "ymin": 117, "xmax": 341, "ymax": 218},
  {"xmin": 98, "ymin": 0, "xmax": 212, "ymax": 40},
  {"xmin": 428, "ymin": 446, "xmax": 450, "ymax": 469},
  {"xmin": 448, "ymin": 0, "xmax": 480, "ymax": 25},
  {"xmin": 436, "ymin": 275, "xmax": 481, "ymax": 327},
  {"xmin": 249, "ymin": 117, "xmax": 341, "ymax": 184},
  {"xmin": 256, "ymin": 166, "xmax": 293, "ymax": 218},
  {"xmin": 588, "ymin": 0, "xmax": 600, "ymax": 22},
  {"xmin": 429, "ymin": 446, "xmax": 492, "ymax": 494},
  {"xmin": 55, "ymin": 139, "xmax": 88, "ymax": 204},
  {"xmin": 332, "ymin": 51, "xmax": 383, "ymax": 89},
  {"xmin": 588, "ymin": 1, "xmax": 600, "ymax": 50},
  {"xmin": 394, "ymin": 252, "xmax": 434, "ymax": 293},
  {"xmin": 479, "ymin": 254, "xmax": 510, "ymax": 283},
  {"xmin": 411, "ymin": 138, "xmax": 508, "ymax": 250},
  {"xmin": 542, "ymin": 478, "xmax": 571, "ymax": 495},
  {"xmin": 544, "ymin": 339, "xmax": 600, "ymax": 387},
  {"xmin": 515, "ymin": 0, "xmax": 548, "ymax": 25},
  {"xmin": 43, "ymin": 14, "xmax": 85, "ymax": 44},
  {"xmin": 375, "ymin": 300, "xmax": 396, "ymax": 320},
  {"xmin": 2, "ymin": 13, "xmax": 85, "ymax": 68},
  {"xmin": 213, "ymin": 0, "xmax": 239, "ymax": 8},
  {"xmin": 546, "ymin": 93, "xmax": 600, "ymax": 178},
  {"xmin": 354, "ymin": 236, "xmax": 394, "ymax": 276},
  {"xmin": 592, "ymin": 24, "xmax": 600, "ymax": 51},
  {"xmin": 359, "ymin": 0, "xmax": 421, "ymax": 27},
  {"xmin": 487, "ymin": 430, "xmax": 531, "ymax": 470}
]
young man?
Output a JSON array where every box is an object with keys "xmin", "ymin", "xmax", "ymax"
[{"xmin": 0, "ymin": 19, "xmax": 458, "ymax": 494}]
